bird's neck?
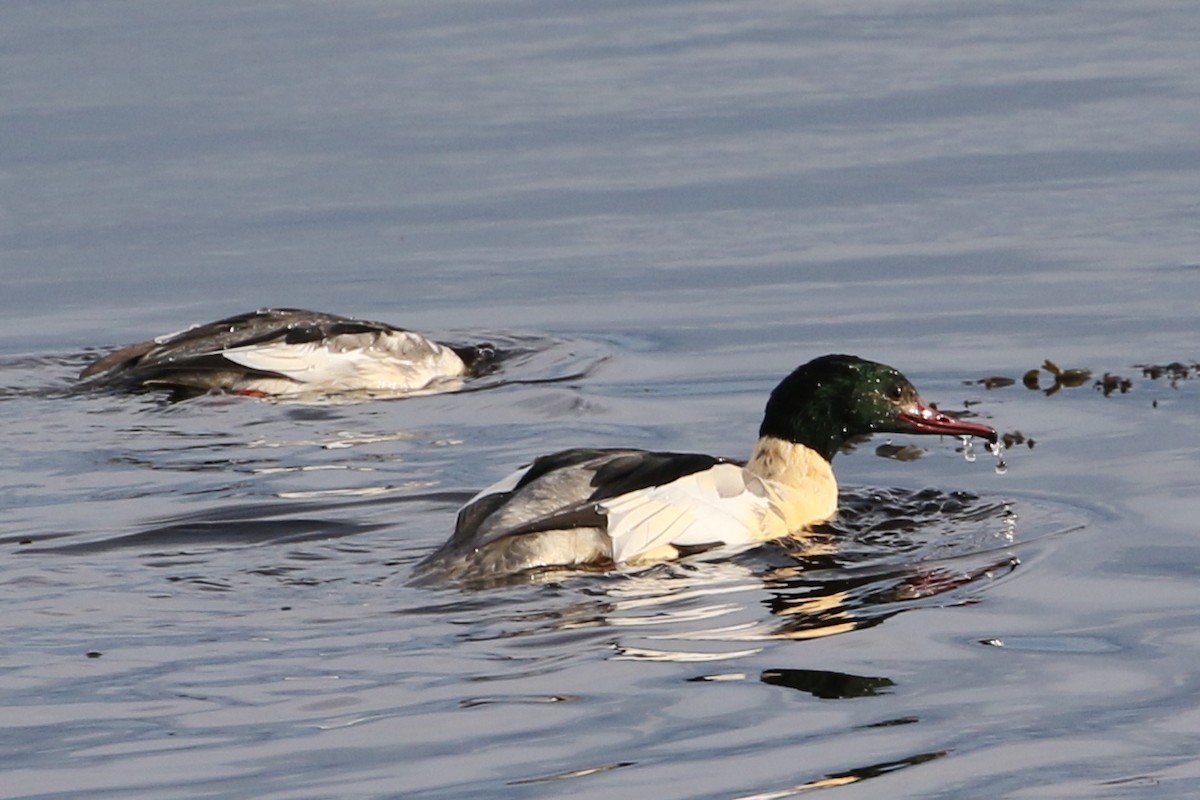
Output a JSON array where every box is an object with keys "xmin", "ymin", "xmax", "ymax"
[
  {"xmin": 746, "ymin": 435, "xmax": 839, "ymax": 528},
  {"xmin": 748, "ymin": 435, "xmax": 836, "ymax": 485}
]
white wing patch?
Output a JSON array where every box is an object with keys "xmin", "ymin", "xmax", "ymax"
[
  {"xmin": 465, "ymin": 464, "xmax": 530, "ymax": 505},
  {"xmin": 602, "ymin": 462, "xmax": 774, "ymax": 564},
  {"xmin": 219, "ymin": 331, "xmax": 465, "ymax": 392},
  {"xmin": 153, "ymin": 322, "xmax": 202, "ymax": 345}
]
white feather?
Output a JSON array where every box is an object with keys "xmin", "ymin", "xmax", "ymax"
[
  {"xmin": 153, "ymin": 322, "xmax": 200, "ymax": 345},
  {"xmin": 602, "ymin": 462, "xmax": 773, "ymax": 563},
  {"xmin": 466, "ymin": 464, "xmax": 530, "ymax": 504},
  {"xmin": 219, "ymin": 331, "xmax": 465, "ymax": 392}
]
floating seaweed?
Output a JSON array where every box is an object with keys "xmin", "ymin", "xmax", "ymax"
[
  {"xmin": 1000, "ymin": 430, "xmax": 1035, "ymax": 450},
  {"xmin": 1013, "ymin": 360, "xmax": 1094, "ymax": 396},
  {"xmin": 875, "ymin": 443, "xmax": 926, "ymax": 461},
  {"xmin": 1095, "ymin": 373, "xmax": 1133, "ymax": 397},
  {"xmin": 1042, "ymin": 360, "xmax": 1091, "ymax": 391},
  {"xmin": 1136, "ymin": 361, "xmax": 1199, "ymax": 387}
]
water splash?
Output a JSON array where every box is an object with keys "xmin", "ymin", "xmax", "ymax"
[
  {"xmin": 962, "ymin": 435, "xmax": 1007, "ymax": 473},
  {"xmin": 988, "ymin": 440, "xmax": 1008, "ymax": 474}
]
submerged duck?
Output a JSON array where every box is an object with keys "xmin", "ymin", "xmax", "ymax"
[
  {"xmin": 79, "ymin": 308, "xmax": 493, "ymax": 399},
  {"xmin": 414, "ymin": 354, "xmax": 998, "ymax": 583}
]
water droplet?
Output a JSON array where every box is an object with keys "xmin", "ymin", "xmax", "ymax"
[
  {"xmin": 961, "ymin": 435, "xmax": 977, "ymax": 462},
  {"xmin": 988, "ymin": 440, "xmax": 1008, "ymax": 474}
]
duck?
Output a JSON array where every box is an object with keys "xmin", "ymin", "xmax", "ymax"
[
  {"xmin": 413, "ymin": 354, "xmax": 998, "ymax": 584},
  {"xmin": 78, "ymin": 307, "xmax": 494, "ymax": 399}
]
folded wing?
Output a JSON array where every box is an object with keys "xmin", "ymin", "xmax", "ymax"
[
  {"xmin": 219, "ymin": 330, "xmax": 464, "ymax": 391},
  {"xmin": 602, "ymin": 462, "xmax": 772, "ymax": 563}
]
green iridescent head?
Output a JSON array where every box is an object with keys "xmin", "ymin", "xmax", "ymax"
[{"xmin": 759, "ymin": 354, "xmax": 997, "ymax": 460}]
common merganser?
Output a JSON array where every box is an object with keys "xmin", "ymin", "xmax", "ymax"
[
  {"xmin": 414, "ymin": 354, "xmax": 997, "ymax": 583},
  {"xmin": 79, "ymin": 308, "xmax": 493, "ymax": 399}
]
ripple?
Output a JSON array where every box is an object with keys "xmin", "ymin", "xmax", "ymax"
[
  {"xmin": 17, "ymin": 490, "xmax": 469, "ymax": 556},
  {"xmin": 0, "ymin": 352, "xmax": 85, "ymax": 400},
  {"xmin": 405, "ymin": 487, "xmax": 1089, "ymax": 663},
  {"xmin": 732, "ymin": 750, "xmax": 948, "ymax": 800}
]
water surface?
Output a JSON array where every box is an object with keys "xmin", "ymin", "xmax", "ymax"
[{"xmin": 3, "ymin": 1, "xmax": 1200, "ymax": 798}]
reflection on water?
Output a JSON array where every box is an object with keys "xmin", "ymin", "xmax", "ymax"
[
  {"xmin": 758, "ymin": 553, "xmax": 1018, "ymax": 641},
  {"xmin": 21, "ymin": 482, "xmax": 1073, "ymax": 640},
  {"xmin": 759, "ymin": 668, "xmax": 895, "ymax": 699},
  {"xmin": 507, "ymin": 760, "xmax": 636, "ymax": 786},
  {"xmin": 732, "ymin": 750, "xmax": 947, "ymax": 800},
  {"xmin": 393, "ymin": 487, "xmax": 1078, "ymax": 665}
]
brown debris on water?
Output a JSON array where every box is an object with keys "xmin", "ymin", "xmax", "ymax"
[
  {"xmin": 1136, "ymin": 361, "xmax": 1199, "ymax": 387},
  {"xmin": 970, "ymin": 361, "xmax": 1091, "ymax": 395},
  {"xmin": 1095, "ymin": 373, "xmax": 1133, "ymax": 396},
  {"xmin": 1001, "ymin": 430, "xmax": 1035, "ymax": 449},
  {"xmin": 1042, "ymin": 360, "xmax": 1091, "ymax": 387},
  {"xmin": 956, "ymin": 357, "xmax": 1195, "ymax": 457},
  {"xmin": 1018, "ymin": 358, "xmax": 1196, "ymax": 396},
  {"xmin": 1012, "ymin": 360, "xmax": 1095, "ymax": 396},
  {"xmin": 875, "ymin": 443, "xmax": 926, "ymax": 461}
]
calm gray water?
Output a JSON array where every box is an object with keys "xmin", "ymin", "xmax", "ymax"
[{"xmin": 4, "ymin": 1, "xmax": 1200, "ymax": 797}]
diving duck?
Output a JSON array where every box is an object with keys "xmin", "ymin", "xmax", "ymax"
[
  {"xmin": 79, "ymin": 308, "xmax": 493, "ymax": 399},
  {"xmin": 413, "ymin": 354, "xmax": 997, "ymax": 583}
]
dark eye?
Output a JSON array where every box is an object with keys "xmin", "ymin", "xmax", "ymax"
[{"xmin": 887, "ymin": 382, "xmax": 905, "ymax": 401}]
